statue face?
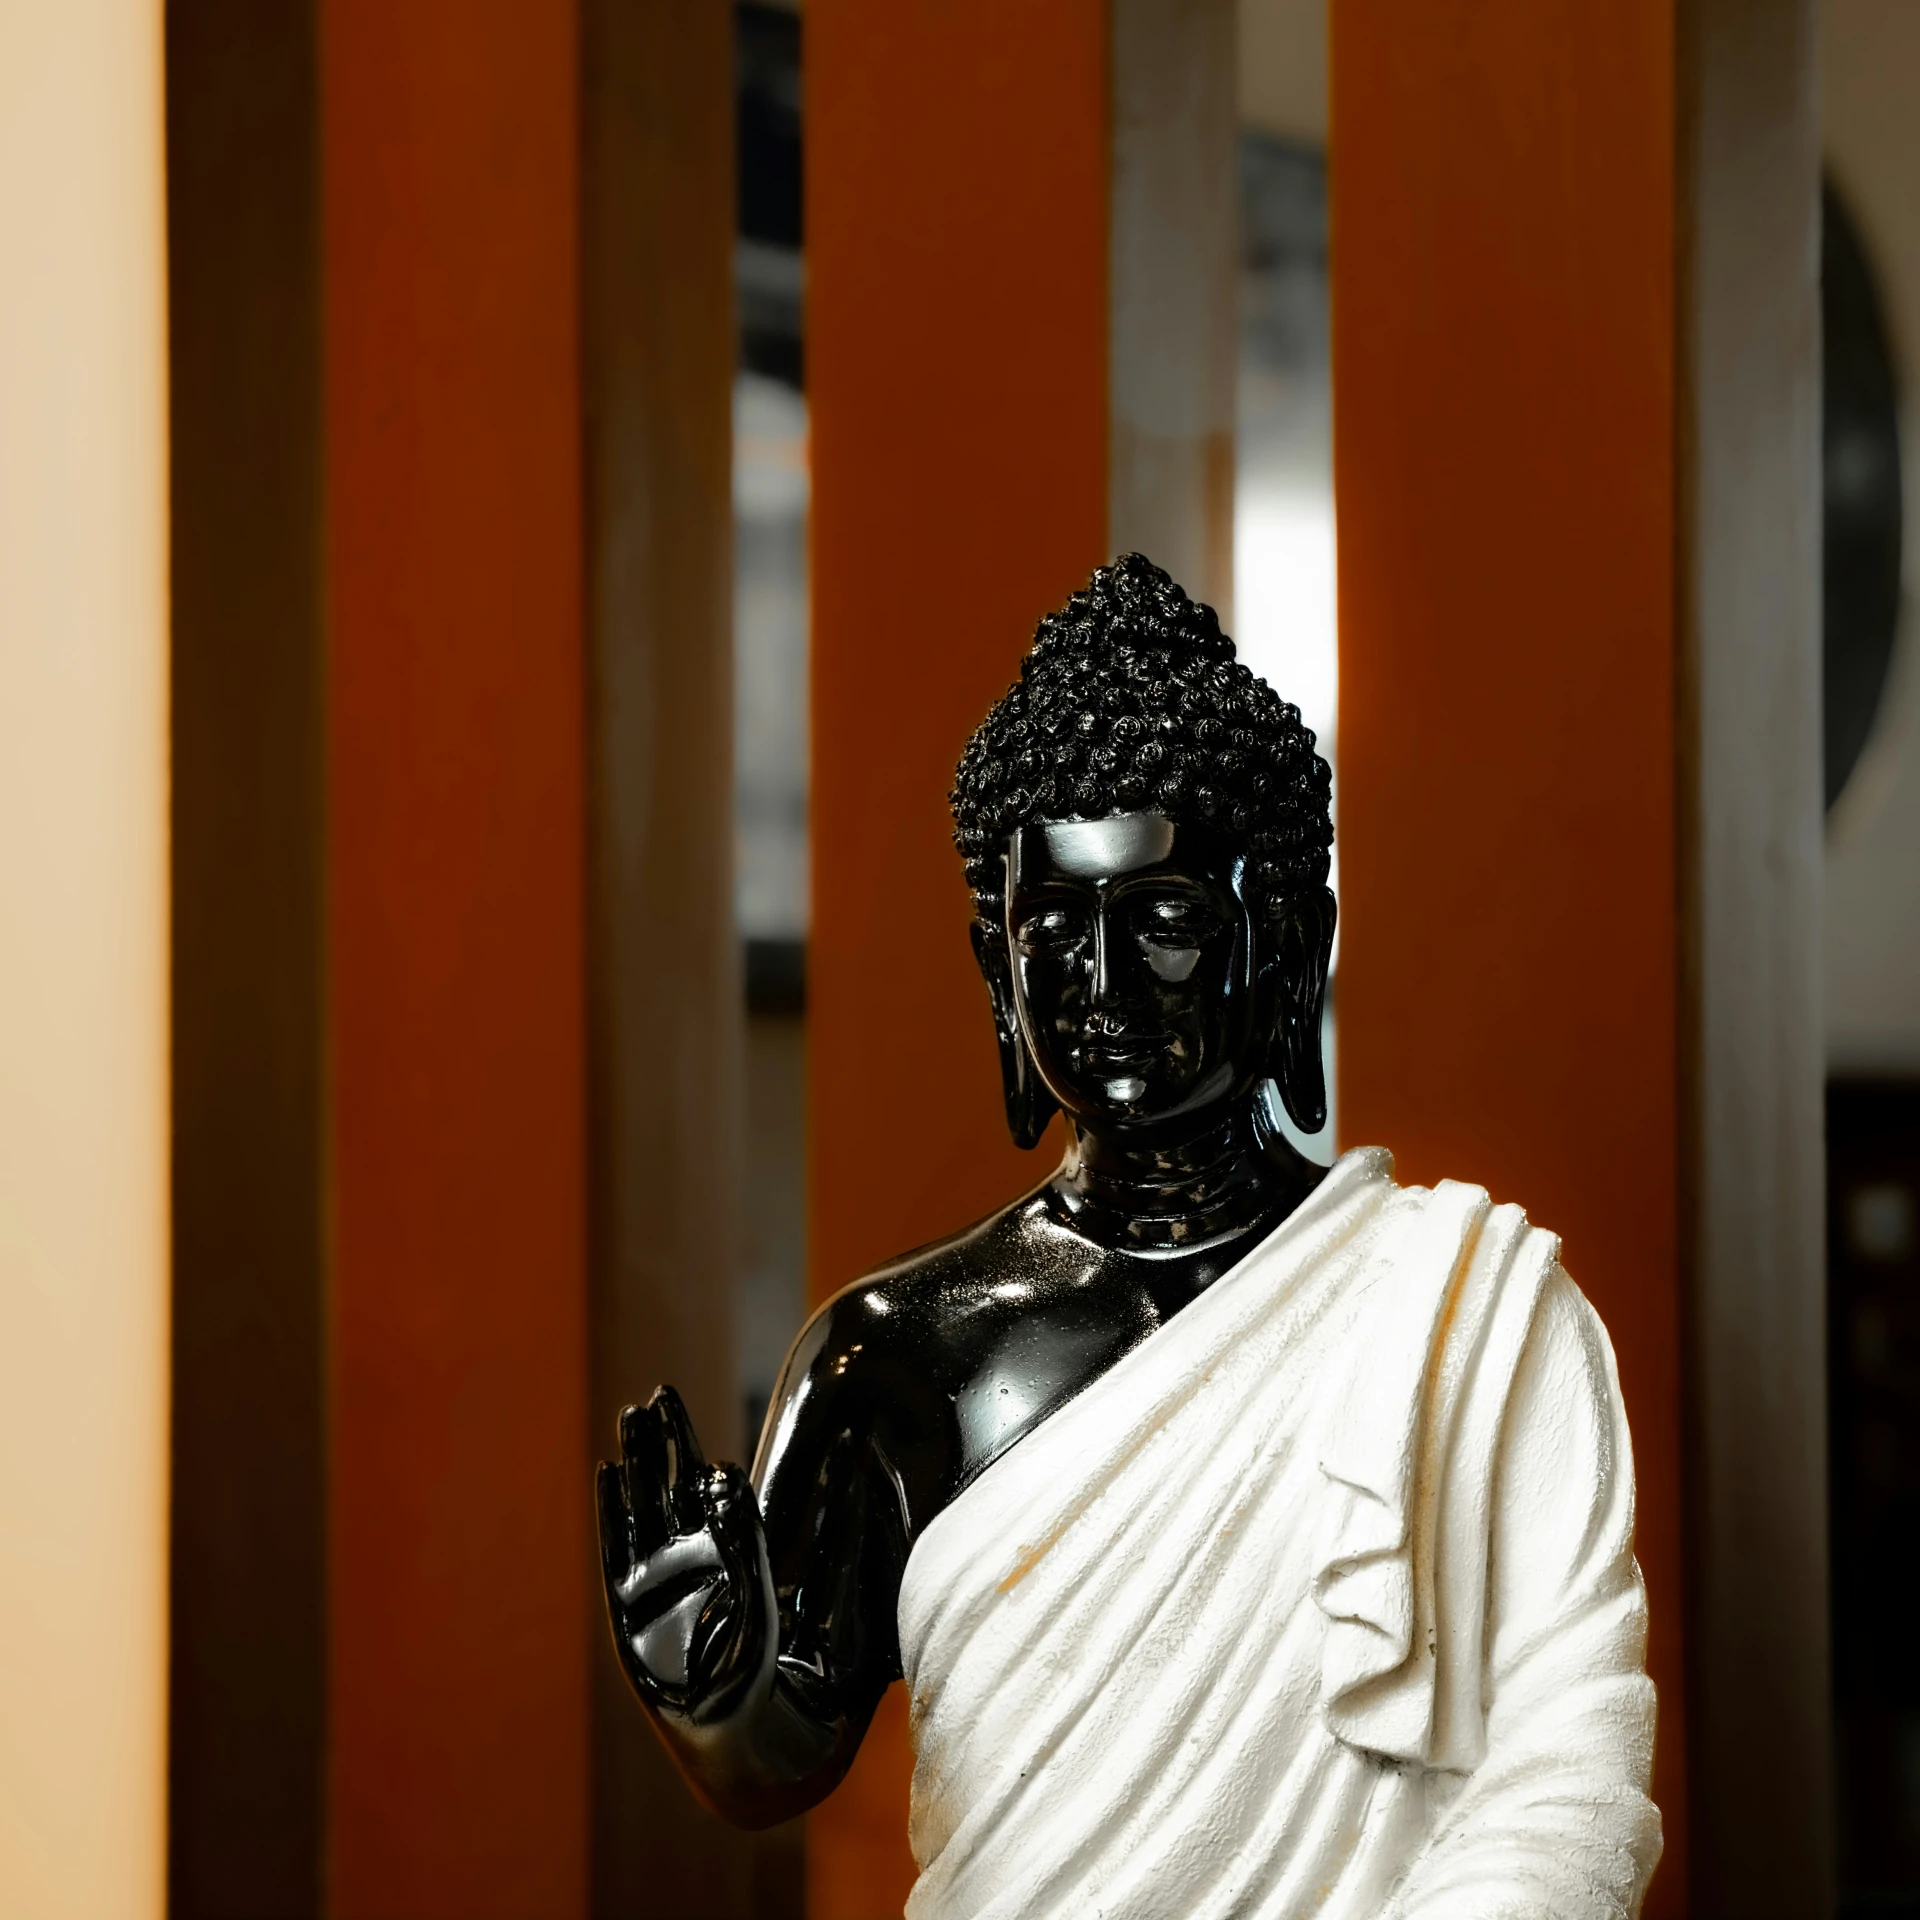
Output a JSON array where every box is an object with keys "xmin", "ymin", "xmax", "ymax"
[{"xmin": 1002, "ymin": 812, "xmax": 1260, "ymax": 1131}]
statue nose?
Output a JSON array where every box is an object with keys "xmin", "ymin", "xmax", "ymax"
[{"xmin": 1090, "ymin": 909, "xmax": 1120, "ymax": 1008}]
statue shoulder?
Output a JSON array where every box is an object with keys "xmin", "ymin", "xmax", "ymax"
[
  {"xmin": 810, "ymin": 1184, "xmax": 1058, "ymax": 1324},
  {"xmin": 755, "ymin": 1189, "xmax": 1059, "ymax": 1510},
  {"xmin": 767, "ymin": 1185, "xmax": 1058, "ymax": 1407}
]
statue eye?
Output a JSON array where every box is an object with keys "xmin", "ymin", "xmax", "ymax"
[
  {"xmin": 1140, "ymin": 899, "xmax": 1209, "ymax": 946},
  {"xmin": 1014, "ymin": 905, "xmax": 1087, "ymax": 953}
]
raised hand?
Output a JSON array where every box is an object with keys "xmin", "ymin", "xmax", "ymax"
[{"xmin": 596, "ymin": 1387, "xmax": 777, "ymax": 1726}]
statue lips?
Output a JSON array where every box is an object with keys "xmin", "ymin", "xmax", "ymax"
[
  {"xmin": 1077, "ymin": 1029, "xmax": 1175, "ymax": 1108},
  {"xmin": 1077, "ymin": 1033, "xmax": 1173, "ymax": 1071}
]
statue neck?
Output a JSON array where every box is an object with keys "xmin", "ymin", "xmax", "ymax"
[{"xmin": 1048, "ymin": 1089, "xmax": 1314, "ymax": 1254}]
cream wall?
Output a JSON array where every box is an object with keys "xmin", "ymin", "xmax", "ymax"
[
  {"xmin": 0, "ymin": 4, "xmax": 170, "ymax": 1916},
  {"xmin": 1239, "ymin": 0, "xmax": 1326, "ymax": 147},
  {"xmin": 1824, "ymin": 0, "xmax": 1920, "ymax": 1072}
]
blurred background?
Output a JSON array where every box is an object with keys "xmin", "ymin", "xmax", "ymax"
[{"xmin": 4, "ymin": 0, "xmax": 1919, "ymax": 1916}]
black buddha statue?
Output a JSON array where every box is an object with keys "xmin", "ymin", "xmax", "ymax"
[{"xmin": 595, "ymin": 555, "xmax": 1336, "ymax": 1824}]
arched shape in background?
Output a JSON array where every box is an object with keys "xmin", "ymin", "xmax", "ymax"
[{"xmin": 1824, "ymin": 178, "xmax": 1905, "ymax": 810}]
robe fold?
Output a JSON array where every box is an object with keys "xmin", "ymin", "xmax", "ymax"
[{"xmin": 897, "ymin": 1148, "xmax": 1662, "ymax": 1920}]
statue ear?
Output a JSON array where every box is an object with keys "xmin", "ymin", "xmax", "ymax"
[
  {"xmin": 969, "ymin": 917, "xmax": 1058, "ymax": 1151},
  {"xmin": 1265, "ymin": 887, "xmax": 1336, "ymax": 1136}
]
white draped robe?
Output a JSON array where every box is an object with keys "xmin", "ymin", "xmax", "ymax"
[{"xmin": 897, "ymin": 1148, "xmax": 1662, "ymax": 1920}]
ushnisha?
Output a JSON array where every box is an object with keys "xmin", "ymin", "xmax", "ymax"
[{"xmin": 597, "ymin": 556, "xmax": 1662, "ymax": 1919}]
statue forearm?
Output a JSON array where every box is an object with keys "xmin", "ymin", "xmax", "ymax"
[{"xmin": 634, "ymin": 1654, "xmax": 886, "ymax": 1829}]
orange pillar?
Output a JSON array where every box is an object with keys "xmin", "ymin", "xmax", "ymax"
[
  {"xmin": 321, "ymin": 5, "xmax": 589, "ymax": 1914},
  {"xmin": 1330, "ymin": 4, "xmax": 1687, "ymax": 1905},
  {"xmin": 807, "ymin": 4, "xmax": 1108, "ymax": 1911}
]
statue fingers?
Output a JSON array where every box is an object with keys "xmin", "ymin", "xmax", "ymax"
[
  {"xmin": 700, "ymin": 1462, "xmax": 767, "ymax": 1585},
  {"xmin": 646, "ymin": 1385, "xmax": 711, "ymax": 1536},
  {"xmin": 694, "ymin": 1463, "xmax": 773, "ymax": 1702},
  {"xmin": 617, "ymin": 1400, "xmax": 673, "ymax": 1557},
  {"xmin": 595, "ymin": 1459, "xmax": 639, "ymax": 1597}
]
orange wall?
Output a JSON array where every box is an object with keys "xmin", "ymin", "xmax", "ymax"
[
  {"xmin": 807, "ymin": 3, "xmax": 1109, "ymax": 1911},
  {"xmin": 321, "ymin": 5, "xmax": 589, "ymax": 1914},
  {"xmin": 1330, "ymin": 3, "xmax": 1687, "ymax": 1904}
]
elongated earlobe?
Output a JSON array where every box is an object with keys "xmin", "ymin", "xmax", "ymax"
[
  {"xmin": 969, "ymin": 918, "xmax": 1059, "ymax": 1150},
  {"xmin": 1268, "ymin": 888, "xmax": 1335, "ymax": 1136}
]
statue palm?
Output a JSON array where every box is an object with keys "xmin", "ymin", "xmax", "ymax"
[{"xmin": 596, "ymin": 1387, "xmax": 775, "ymax": 1726}]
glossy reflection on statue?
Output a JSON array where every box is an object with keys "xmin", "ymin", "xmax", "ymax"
[{"xmin": 598, "ymin": 557, "xmax": 1662, "ymax": 1919}]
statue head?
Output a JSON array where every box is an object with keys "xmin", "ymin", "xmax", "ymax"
[{"xmin": 951, "ymin": 554, "xmax": 1335, "ymax": 1150}]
